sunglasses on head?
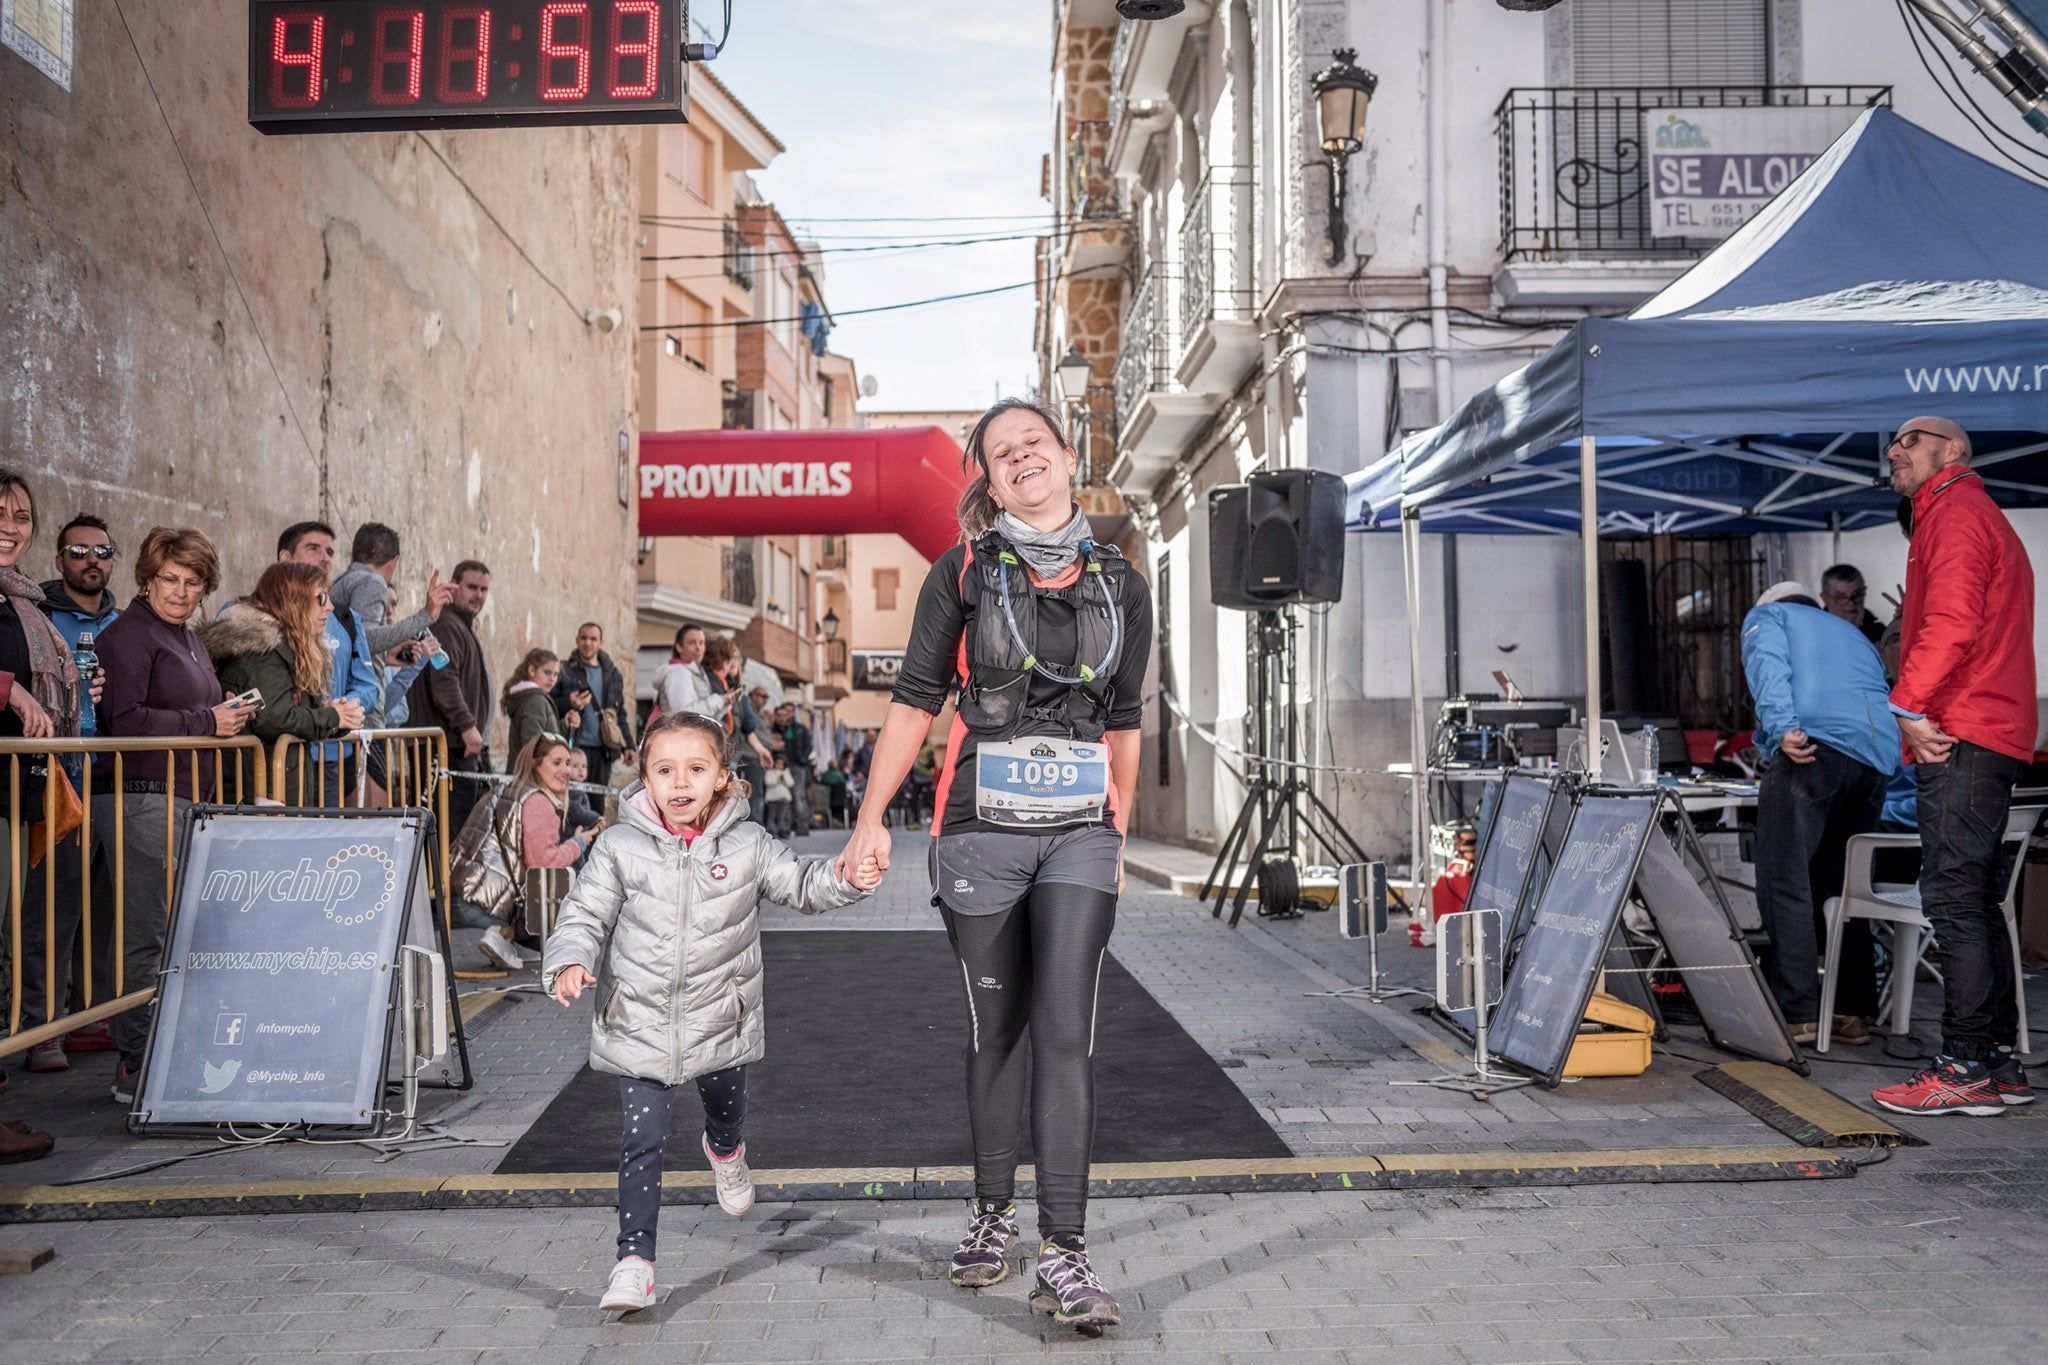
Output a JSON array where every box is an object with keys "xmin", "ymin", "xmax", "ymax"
[{"xmin": 63, "ymin": 544, "xmax": 116, "ymax": 561}]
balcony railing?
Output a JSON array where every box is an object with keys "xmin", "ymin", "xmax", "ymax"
[
  {"xmin": 723, "ymin": 219, "xmax": 754, "ymax": 291},
  {"xmin": 1495, "ymin": 85, "xmax": 1890, "ymax": 261},
  {"xmin": 817, "ymin": 536, "xmax": 849, "ymax": 571},
  {"xmin": 722, "ymin": 383, "xmax": 755, "ymax": 431},
  {"xmin": 1113, "ymin": 267, "xmax": 1173, "ymax": 438},
  {"xmin": 1179, "ymin": 165, "xmax": 1256, "ymax": 353}
]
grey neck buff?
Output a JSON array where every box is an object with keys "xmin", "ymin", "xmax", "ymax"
[{"xmin": 996, "ymin": 505, "xmax": 1093, "ymax": 577}]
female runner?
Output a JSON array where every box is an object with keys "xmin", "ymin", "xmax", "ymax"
[{"xmin": 835, "ymin": 396, "xmax": 1152, "ymax": 1330}]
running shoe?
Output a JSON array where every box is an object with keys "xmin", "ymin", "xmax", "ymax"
[
  {"xmin": 600, "ymin": 1255, "xmax": 656, "ymax": 1314},
  {"xmin": 1872, "ymin": 1056, "xmax": 2006, "ymax": 1117},
  {"xmin": 111, "ymin": 1061, "xmax": 141, "ymax": 1106},
  {"xmin": 1029, "ymin": 1237, "xmax": 1120, "ymax": 1329},
  {"xmin": 703, "ymin": 1134, "xmax": 754, "ymax": 1216},
  {"xmin": 25, "ymin": 1040, "xmax": 67, "ymax": 1073},
  {"xmin": 1989, "ymin": 1052, "xmax": 2035, "ymax": 1107},
  {"xmin": 948, "ymin": 1200, "xmax": 1018, "ymax": 1287},
  {"xmin": 477, "ymin": 930, "xmax": 523, "ymax": 971},
  {"xmin": 64, "ymin": 1023, "xmax": 115, "ymax": 1052}
]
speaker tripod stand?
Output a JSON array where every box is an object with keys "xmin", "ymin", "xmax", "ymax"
[{"xmin": 1203, "ymin": 610, "xmax": 1369, "ymax": 927}]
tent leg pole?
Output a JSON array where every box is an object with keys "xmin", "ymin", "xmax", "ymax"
[
  {"xmin": 1404, "ymin": 508, "xmax": 1429, "ymax": 898},
  {"xmin": 1580, "ymin": 435, "xmax": 1601, "ymax": 779}
]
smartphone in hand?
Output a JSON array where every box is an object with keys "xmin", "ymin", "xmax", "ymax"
[{"xmin": 232, "ymin": 687, "xmax": 265, "ymax": 712}]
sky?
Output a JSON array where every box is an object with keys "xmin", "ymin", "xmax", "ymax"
[{"xmin": 707, "ymin": 1, "xmax": 1054, "ymax": 414}]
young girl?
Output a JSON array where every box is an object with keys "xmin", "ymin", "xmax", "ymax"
[
  {"xmin": 762, "ymin": 753, "xmax": 795, "ymax": 838},
  {"xmin": 544, "ymin": 712, "xmax": 882, "ymax": 1315}
]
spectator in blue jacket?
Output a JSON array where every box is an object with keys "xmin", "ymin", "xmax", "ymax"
[{"xmin": 1742, "ymin": 581, "xmax": 1901, "ymax": 1046}]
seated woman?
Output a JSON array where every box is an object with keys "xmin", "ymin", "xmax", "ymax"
[
  {"xmin": 201, "ymin": 562, "xmax": 364, "ymax": 802},
  {"xmin": 502, "ymin": 647, "xmax": 563, "ymax": 760},
  {"xmin": 450, "ymin": 733, "xmax": 605, "ymax": 970}
]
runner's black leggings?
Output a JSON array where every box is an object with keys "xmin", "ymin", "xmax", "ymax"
[{"xmin": 939, "ymin": 883, "xmax": 1118, "ymax": 1242}]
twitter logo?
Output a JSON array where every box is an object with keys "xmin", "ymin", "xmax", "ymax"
[{"xmin": 200, "ymin": 1059, "xmax": 241, "ymax": 1094}]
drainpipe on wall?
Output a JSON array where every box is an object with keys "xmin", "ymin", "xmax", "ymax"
[{"xmin": 1427, "ymin": 0, "xmax": 1460, "ymax": 703}]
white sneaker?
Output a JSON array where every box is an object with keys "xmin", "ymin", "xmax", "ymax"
[
  {"xmin": 477, "ymin": 930, "xmax": 523, "ymax": 971},
  {"xmin": 600, "ymin": 1255, "xmax": 655, "ymax": 1314},
  {"xmin": 512, "ymin": 941, "xmax": 544, "ymax": 963},
  {"xmin": 703, "ymin": 1133, "xmax": 754, "ymax": 1216}
]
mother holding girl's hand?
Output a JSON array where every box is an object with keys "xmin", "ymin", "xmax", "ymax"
[{"xmin": 834, "ymin": 397, "xmax": 1152, "ymax": 1332}]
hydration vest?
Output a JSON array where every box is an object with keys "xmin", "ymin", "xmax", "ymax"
[{"xmin": 956, "ymin": 530, "xmax": 1130, "ymax": 742}]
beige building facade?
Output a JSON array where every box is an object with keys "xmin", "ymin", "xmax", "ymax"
[{"xmin": 2, "ymin": 0, "xmax": 643, "ymax": 734}]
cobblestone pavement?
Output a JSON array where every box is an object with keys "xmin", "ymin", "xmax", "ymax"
[{"xmin": 3, "ymin": 830, "xmax": 2046, "ymax": 1360}]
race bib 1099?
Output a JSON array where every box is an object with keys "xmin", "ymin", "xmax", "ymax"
[{"xmin": 974, "ymin": 738, "xmax": 1110, "ymax": 828}]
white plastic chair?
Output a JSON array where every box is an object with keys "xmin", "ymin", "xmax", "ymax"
[{"xmin": 1817, "ymin": 804, "xmax": 2040, "ymax": 1053}]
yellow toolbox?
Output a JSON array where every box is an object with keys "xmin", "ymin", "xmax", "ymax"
[{"xmin": 1563, "ymin": 992, "xmax": 1656, "ymax": 1078}]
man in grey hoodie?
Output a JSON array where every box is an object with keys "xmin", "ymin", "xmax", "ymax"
[{"xmin": 331, "ymin": 523, "xmax": 455, "ymax": 725}]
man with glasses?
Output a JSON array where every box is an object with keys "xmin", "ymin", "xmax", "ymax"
[
  {"xmin": 1817, "ymin": 565, "xmax": 1885, "ymax": 647},
  {"xmin": 1871, "ymin": 417, "xmax": 2039, "ymax": 1118},
  {"xmin": 39, "ymin": 513, "xmax": 121, "ymax": 648}
]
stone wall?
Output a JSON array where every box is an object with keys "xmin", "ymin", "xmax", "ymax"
[{"xmin": 0, "ymin": 0, "xmax": 643, "ymax": 734}]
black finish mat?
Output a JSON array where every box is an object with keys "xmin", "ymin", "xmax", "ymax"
[{"xmin": 498, "ymin": 929, "xmax": 1289, "ymax": 1173}]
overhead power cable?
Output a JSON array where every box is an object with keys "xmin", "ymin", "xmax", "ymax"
[
  {"xmin": 1895, "ymin": 0, "xmax": 2048, "ymax": 180},
  {"xmin": 640, "ymin": 226, "xmax": 1109, "ymax": 265},
  {"xmin": 638, "ymin": 265, "xmax": 1120, "ymax": 332}
]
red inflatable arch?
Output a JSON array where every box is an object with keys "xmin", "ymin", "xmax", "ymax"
[{"xmin": 637, "ymin": 427, "xmax": 969, "ymax": 562}]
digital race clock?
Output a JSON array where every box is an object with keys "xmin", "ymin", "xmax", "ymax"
[{"xmin": 248, "ymin": 0, "xmax": 686, "ymax": 134}]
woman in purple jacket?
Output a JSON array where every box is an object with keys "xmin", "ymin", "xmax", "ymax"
[{"xmin": 94, "ymin": 528, "xmax": 254, "ymax": 1103}]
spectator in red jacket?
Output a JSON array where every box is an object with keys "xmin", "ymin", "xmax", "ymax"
[{"xmin": 1871, "ymin": 416, "xmax": 2038, "ymax": 1120}]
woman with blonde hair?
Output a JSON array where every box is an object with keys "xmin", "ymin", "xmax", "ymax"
[
  {"xmin": 201, "ymin": 562, "xmax": 365, "ymax": 801},
  {"xmin": 450, "ymin": 731, "xmax": 605, "ymax": 970}
]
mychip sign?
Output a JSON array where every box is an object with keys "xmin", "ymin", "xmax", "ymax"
[
  {"xmin": 1644, "ymin": 106, "xmax": 1862, "ymax": 239},
  {"xmin": 133, "ymin": 809, "xmax": 439, "ymax": 1132}
]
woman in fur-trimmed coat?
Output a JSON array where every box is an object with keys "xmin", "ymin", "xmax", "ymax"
[{"xmin": 200, "ymin": 563, "xmax": 358, "ymax": 799}]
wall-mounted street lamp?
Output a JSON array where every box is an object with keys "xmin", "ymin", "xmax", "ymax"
[
  {"xmin": 1311, "ymin": 48, "xmax": 1378, "ymax": 266},
  {"xmin": 820, "ymin": 608, "xmax": 840, "ymax": 640},
  {"xmin": 1056, "ymin": 344, "xmax": 1093, "ymax": 405}
]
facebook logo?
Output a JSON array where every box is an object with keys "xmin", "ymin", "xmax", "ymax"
[{"xmin": 214, "ymin": 1014, "xmax": 246, "ymax": 1047}]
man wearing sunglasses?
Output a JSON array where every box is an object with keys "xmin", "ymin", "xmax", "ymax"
[
  {"xmin": 38, "ymin": 512, "xmax": 121, "ymax": 649},
  {"xmin": 1871, "ymin": 416, "xmax": 2038, "ymax": 1118}
]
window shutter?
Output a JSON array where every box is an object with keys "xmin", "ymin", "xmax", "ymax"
[{"xmin": 1571, "ymin": 0, "xmax": 1769, "ymax": 87}]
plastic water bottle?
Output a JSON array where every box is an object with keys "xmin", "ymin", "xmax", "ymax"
[
  {"xmin": 74, "ymin": 632, "xmax": 99, "ymax": 737},
  {"xmin": 1636, "ymin": 724, "xmax": 1659, "ymax": 783}
]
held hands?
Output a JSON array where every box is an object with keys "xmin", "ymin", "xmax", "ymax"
[
  {"xmin": 847, "ymin": 853, "xmax": 884, "ymax": 891},
  {"xmin": 552, "ymin": 963, "xmax": 594, "ymax": 1006},
  {"xmin": 834, "ymin": 820, "xmax": 892, "ymax": 884},
  {"xmin": 1780, "ymin": 729, "xmax": 1818, "ymax": 764},
  {"xmin": 1898, "ymin": 713, "xmax": 1956, "ymax": 765}
]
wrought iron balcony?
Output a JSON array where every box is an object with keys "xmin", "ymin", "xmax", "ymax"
[
  {"xmin": 1495, "ymin": 85, "xmax": 1890, "ymax": 262},
  {"xmin": 1179, "ymin": 165, "xmax": 1256, "ymax": 354},
  {"xmin": 720, "ymin": 542, "xmax": 756, "ymax": 606},
  {"xmin": 1113, "ymin": 267, "xmax": 1173, "ymax": 439},
  {"xmin": 723, "ymin": 219, "xmax": 753, "ymax": 291}
]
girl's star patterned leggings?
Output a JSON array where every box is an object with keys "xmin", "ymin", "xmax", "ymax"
[{"xmin": 616, "ymin": 1066, "xmax": 748, "ymax": 1261}]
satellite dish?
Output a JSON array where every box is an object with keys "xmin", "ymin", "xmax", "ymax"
[{"xmin": 858, "ymin": 375, "xmax": 879, "ymax": 399}]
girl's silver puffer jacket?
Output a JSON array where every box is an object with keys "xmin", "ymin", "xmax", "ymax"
[{"xmin": 542, "ymin": 782, "xmax": 865, "ymax": 1085}]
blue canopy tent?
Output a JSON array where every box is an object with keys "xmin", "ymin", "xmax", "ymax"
[{"xmin": 1343, "ymin": 107, "xmax": 2048, "ymax": 879}]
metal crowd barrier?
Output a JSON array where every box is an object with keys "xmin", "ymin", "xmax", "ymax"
[
  {"xmin": 269, "ymin": 728, "xmax": 453, "ymax": 934},
  {"xmin": 0, "ymin": 735, "xmax": 267, "ymax": 1059}
]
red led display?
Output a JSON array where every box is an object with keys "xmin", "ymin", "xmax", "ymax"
[{"xmin": 249, "ymin": 0, "xmax": 683, "ymax": 134}]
